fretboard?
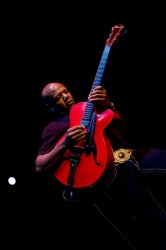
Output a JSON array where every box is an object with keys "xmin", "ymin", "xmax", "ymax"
[{"xmin": 81, "ymin": 45, "xmax": 112, "ymax": 127}]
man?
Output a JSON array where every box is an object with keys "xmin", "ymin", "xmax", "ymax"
[
  {"xmin": 35, "ymin": 82, "xmax": 125, "ymax": 169},
  {"xmin": 35, "ymin": 82, "xmax": 166, "ymax": 249}
]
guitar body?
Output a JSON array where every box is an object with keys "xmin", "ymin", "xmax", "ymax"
[{"xmin": 54, "ymin": 102, "xmax": 115, "ymax": 188}]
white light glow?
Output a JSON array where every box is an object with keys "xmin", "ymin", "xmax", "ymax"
[{"xmin": 8, "ymin": 177, "xmax": 16, "ymax": 185}]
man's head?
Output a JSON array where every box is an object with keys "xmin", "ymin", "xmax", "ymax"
[{"xmin": 41, "ymin": 82, "xmax": 75, "ymax": 114}]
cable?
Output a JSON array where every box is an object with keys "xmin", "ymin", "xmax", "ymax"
[{"xmin": 93, "ymin": 202, "xmax": 136, "ymax": 250}]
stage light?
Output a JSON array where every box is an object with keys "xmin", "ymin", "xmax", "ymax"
[{"xmin": 8, "ymin": 176, "xmax": 16, "ymax": 186}]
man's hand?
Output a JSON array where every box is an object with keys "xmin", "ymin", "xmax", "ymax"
[
  {"xmin": 65, "ymin": 125, "xmax": 87, "ymax": 148},
  {"xmin": 88, "ymin": 86, "xmax": 110, "ymax": 111}
]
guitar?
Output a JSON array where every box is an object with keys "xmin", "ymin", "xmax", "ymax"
[{"xmin": 54, "ymin": 24, "xmax": 125, "ymax": 200}]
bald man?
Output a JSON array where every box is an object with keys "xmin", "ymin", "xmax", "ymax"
[{"xmin": 35, "ymin": 82, "xmax": 119, "ymax": 172}]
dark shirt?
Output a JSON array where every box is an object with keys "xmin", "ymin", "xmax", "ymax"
[{"xmin": 37, "ymin": 115, "xmax": 70, "ymax": 156}]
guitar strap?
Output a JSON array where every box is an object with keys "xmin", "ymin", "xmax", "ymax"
[
  {"xmin": 67, "ymin": 151, "xmax": 81, "ymax": 187},
  {"xmin": 62, "ymin": 151, "xmax": 82, "ymax": 202}
]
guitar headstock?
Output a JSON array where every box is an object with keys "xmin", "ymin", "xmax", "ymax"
[{"xmin": 106, "ymin": 24, "xmax": 126, "ymax": 46}]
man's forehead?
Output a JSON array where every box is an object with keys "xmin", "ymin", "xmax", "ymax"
[
  {"xmin": 49, "ymin": 83, "xmax": 65, "ymax": 91},
  {"xmin": 42, "ymin": 83, "xmax": 67, "ymax": 97}
]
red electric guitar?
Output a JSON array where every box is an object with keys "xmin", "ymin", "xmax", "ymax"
[{"xmin": 54, "ymin": 24, "xmax": 125, "ymax": 200}]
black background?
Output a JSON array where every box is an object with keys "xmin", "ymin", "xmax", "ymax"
[
  {"xmin": 3, "ymin": 3, "xmax": 166, "ymax": 182},
  {"xmin": 1, "ymin": 3, "xmax": 166, "ymax": 248}
]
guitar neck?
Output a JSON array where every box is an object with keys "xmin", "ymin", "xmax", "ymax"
[
  {"xmin": 91, "ymin": 45, "xmax": 111, "ymax": 91},
  {"xmin": 81, "ymin": 45, "xmax": 112, "ymax": 127}
]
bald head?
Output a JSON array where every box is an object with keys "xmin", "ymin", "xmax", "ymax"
[
  {"xmin": 42, "ymin": 82, "xmax": 64, "ymax": 99},
  {"xmin": 41, "ymin": 82, "xmax": 75, "ymax": 114}
]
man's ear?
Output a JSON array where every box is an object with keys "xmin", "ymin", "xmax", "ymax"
[
  {"xmin": 48, "ymin": 106, "xmax": 56, "ymax": 113},
  {"xmin": 45, "ymin": 103, "xmax": 56, "ymax": 113}
]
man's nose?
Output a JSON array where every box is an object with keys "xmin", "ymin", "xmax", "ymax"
[{"xmin": 63, "ymin": 93, "xmax": 69, "ymax": 101}]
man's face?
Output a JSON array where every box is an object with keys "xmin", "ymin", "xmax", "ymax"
[{"xmin": 43, "ymin": 83, "xmax": 75, "ymax": 113}]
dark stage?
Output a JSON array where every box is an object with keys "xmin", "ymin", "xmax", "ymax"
[{"xmin": 1, "ymin": 3, "xmax": 166, "ymax": 249}]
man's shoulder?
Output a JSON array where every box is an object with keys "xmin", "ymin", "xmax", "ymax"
[{"xmin": 44, "ymin": 115, "xmax": 70, "ymax": 131}]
